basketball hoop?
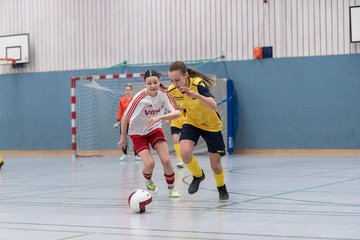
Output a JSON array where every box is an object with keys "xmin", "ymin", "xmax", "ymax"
[{"xmin": 0, "ymin": 58, "xmax": 16, "ymax": 65}]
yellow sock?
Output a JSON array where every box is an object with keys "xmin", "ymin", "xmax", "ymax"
[
  {"xmin": 213, "ymin": 168, "xmax": 225, "ymax": 187},
  {"xmin": 174, "ymin": 143, "xmax": 182, "ymax": 161},
  {"xmin": 185, "ymin": 156, "xmax": 202, "ymax": 177}
]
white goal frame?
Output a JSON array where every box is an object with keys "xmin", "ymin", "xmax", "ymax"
[{"xmin": 71, "ymin": 73, "xmax": 144, "ymax": 159}]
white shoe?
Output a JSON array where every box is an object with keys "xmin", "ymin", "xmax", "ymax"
[
  {"xmin": 119, "ymin": 154, "xmax": 127, "ymax": 161},
  {"xmin": 168, "ymin": 187, "xmax": 180, "ymax": 198},
  {"xmin": 135, "ymin": 155, "xmax": 141, "ymax": 161},
  {"xmin": 176, "ymin": 161, "xmax": 185, "ymax": 168}
]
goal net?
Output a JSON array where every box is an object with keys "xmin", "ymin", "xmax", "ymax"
[{"xmin": 71, "ymin": 72, "xmax": 233, "ymax": 158}]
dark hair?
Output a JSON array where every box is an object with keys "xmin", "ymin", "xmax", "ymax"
[
  {"xmin": 168, "ymin": 61, "xmax": 215, "ymax": 89},
  {"xmin": 144, "ymin": 69, "xmax": 161, "ymax": 80}
]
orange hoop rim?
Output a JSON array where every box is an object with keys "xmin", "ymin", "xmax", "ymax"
[{"xmin": 0, "ymin": 58, "xmax": 16, "ymax": 65}]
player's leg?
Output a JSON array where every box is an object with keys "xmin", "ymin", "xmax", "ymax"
[
  {"xmin": 151, "ymin": 130, "xmax": 180, "ymax": 198},
  {"xmin": 130, "ymin": 134, "xmax": 157, "ymax": 193},
  {"xmin": 138, "ymin": 149, "xmax": 157, "ymax": 194},
  {"xmin": 170, "ymin": 117, "xmax": 186, "ymax": 168},
  {"xmin": 153, "ymin": 141, "xmax": 173, "ymax": 175},
  {"xmin": 172, "ymin": 127, "xmax": 200, "ymax": 169},
  {"xmin": 171, "ymin": 127, "xmax": 185, "ymax": 168},
  {"xmin": 180, "ymin": 124, "xmax": 205, "ymax": 194},
  {"xmin": 203, "ymin": 130, "xmax": 229, "ymax": 200}
]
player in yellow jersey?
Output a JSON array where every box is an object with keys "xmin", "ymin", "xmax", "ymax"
[{"xmin": 167, "ymin": 61, "xmax": 229, "ymax": 200}]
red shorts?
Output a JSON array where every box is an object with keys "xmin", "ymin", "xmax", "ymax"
[{"xmin": 130, "ymin": 128, "xmax": 166, "ymax": 154}]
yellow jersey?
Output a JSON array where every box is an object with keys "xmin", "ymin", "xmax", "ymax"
[{"xmin": 167, "ymin": 77, "xmax": 222, "ymax": 132}]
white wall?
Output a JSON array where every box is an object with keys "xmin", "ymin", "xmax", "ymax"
[{"xmin": 1, "ymin": 0, "xmax": 359, "ymax": 74}]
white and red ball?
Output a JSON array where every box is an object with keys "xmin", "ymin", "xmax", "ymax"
[{"xmin": 128, "ymin": 189, "xmax": 152, "ymax": 213}]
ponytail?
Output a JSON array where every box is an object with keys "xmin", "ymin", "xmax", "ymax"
[{"xmin": 168, "ymin": 61, "xmax": 215, "ymax": 89}]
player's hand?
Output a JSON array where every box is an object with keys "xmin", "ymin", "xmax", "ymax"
[
  {"xmin": 179, "ymin": 86, "xmax": 197, "ymax": 98},
  {"xmin": 165, "ymin": 120, "xmax": 170, "ymax": 125},
  {"xmin": 113, "ymin": 121, "xmax": 120, "ymax": 128},
  {"xmin": 118, "ymin": 138, "xmax": 126, "ymax": 148},
  {"xmin": 176, "ymin": 104, "xmax": 185, "ymax": 111},
  {"xmin": 178, "ymin": 86, "xmax": 188, "ymax": 94}
]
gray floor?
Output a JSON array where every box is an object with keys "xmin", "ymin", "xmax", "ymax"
[{"xmin": 0, "ymin": 153, "xmax": 359, "ymax": 240}]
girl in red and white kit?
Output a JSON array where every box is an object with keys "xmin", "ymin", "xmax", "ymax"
[{"xmin": 119, "ymin": 69, "xmax": 181, "ymax": 198}]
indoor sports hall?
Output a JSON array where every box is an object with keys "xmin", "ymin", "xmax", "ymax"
[{"xmin": 1, "ymin": 1, "xmax": 360, "ymax": 240}]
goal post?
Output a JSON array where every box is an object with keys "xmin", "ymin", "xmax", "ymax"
[
  {"xmin": 71, "ymin": 72, "xmax": 236, "ymax": 159},
  {"xmin": 71, "ymin": 73, "xmax": 145, "ymax": 159}
]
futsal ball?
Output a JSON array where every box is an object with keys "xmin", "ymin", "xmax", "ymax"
[{"xmin": 128, "ymin": 189, "xmax": 152, "ymax": 213}]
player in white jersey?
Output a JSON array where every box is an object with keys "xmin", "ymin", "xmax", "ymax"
[
  {"xmin": 119, "ymin": 69, "xmax": 181, "ymax": 198},
  {"xmin": 125, "ymin": 88, "xmax": 175, "ymax": 136}
]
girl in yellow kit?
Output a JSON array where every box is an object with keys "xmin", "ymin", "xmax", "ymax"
[{"xmin": 167, "ymin": 61, "xmax": 229, "ymax": 200}]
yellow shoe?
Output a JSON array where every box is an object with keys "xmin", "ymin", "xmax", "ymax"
[{"xmin": 145, "ymin": 180, "xmax": 158, "ymax": 194}]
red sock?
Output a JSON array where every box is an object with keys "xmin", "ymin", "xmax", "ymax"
[
  {"xmin": 143, "ymin": 171, "xmax": 152, "ymax": 180},
  {"xmin": 164, "ymin": 172, "xmax": 175, "ymax": 185}
]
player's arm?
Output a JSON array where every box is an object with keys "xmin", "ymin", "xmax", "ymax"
[
  {"xmin": 114, "ymin": 99, "xmax": 123, "ymax": 128},
  {"xmin": 119, "ymin": 114, "xmax": 129, "ymax": 148},
  {"xmin": 161, "ymin": 109, "xmax": 180, "ymax": 121},
  {"xmin": 179, "ymin": 82, "xmax": 217, "ymax": 110},
  {"xmin": 145, "ymin": 109, "xmax": 180, "ymax": 128},
  {"xmin": 194, "ymin": 91, "xmax": 217, "ymax": 110},
  {"xmin": 168, "ymin": 95, "xmax": 178, "ymax": 109}
]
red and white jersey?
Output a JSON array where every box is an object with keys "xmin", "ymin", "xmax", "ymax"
[{"xmin": 124, "ymin": 88, "xmax": 176, "ymax": 135}]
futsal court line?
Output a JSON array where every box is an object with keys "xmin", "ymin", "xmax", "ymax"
[
  {"xmin": 0, "ymin": 176, "xmax": 148, "ymax": 201},
  {"xmin": 0, "ymin": 226, "xmax": 92, "ymax": 239},
  {"xmin": 1, "ymin": 199, "xmax": 358, "ymax": 219},
  {"xmin": 2, "ymin": 166, "xmax": 359, "ymax": 212},
  {"xmin": 206, "ymin": 186, "xmax": 360, "ymax": 210},
  {"xmin": 153, "ymin": 205, "xmax": 360, "ymax": 217},
  {"xmin": 302, "ymin": 166, "xmax": 360, "ymax": 177},
  {"xmin": 179, "ymin": 172, "xmax": 360, "ymax": 212},
  {"xmin": 241, "ymin": 176, "xmax": 360, "ymax": 204},
  {"xmin": 0, "ymin": 222, "xmax": 358, "ymax": 240}
]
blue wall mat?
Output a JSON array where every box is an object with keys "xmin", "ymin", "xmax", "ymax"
[
  {"xmin": 222, "ymin": 55, "xmax": 360, "ymax": 149},
  {"xmin": 0, "ymin": 71, "xmax": 72, "ymax": 150},
  {"xmin": 0, "ymin": 54, "xmax": 359, "ymax": 150}
]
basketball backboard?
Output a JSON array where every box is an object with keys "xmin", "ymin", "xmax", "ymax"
[{"xmin": 0, "ymin": 33, "xmax": 30, "ymax": 66}]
